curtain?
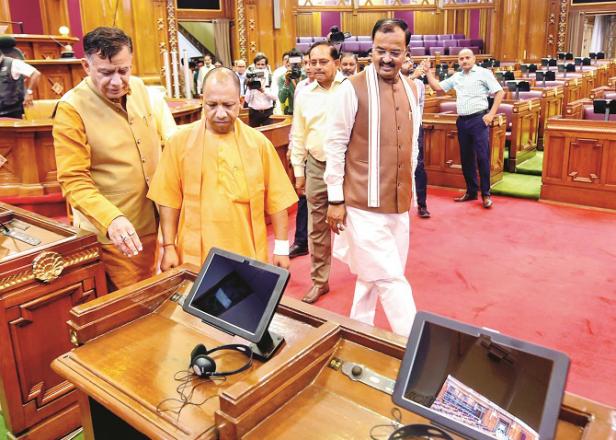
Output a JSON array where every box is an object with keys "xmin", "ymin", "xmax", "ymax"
[
  {"xmin": 590, "ymin": 15, "xmax": 605, "ymax": 53},
  {"xmin": 213, "ymin": 19, "xmax": 232, "ymax": 67}
]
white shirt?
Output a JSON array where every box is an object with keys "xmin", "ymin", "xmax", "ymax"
[
  {"xmin": 244, "ymin": 88, "xmax": 276, "ymax": 111},
  {"xmin": 294, "ymin": 77, "xmax": 314, "ymax": 99},
  {"xmin": 1, "ymin": 57, "xmax": 36, "ymax": 80},
  {"xmin": 291, "ymin": 72, "xmax": 345, "ymax": 177},
  {"xmin": 196, "ymin": 64, "xmax": 215, "ymax": 94},
  {"xmin": 270, "ymin": 65, "xmax": 287, "ymax": 102},
  {"xmin": 439, "ymin": 65, "xmax": 502, "ymax": 115}
]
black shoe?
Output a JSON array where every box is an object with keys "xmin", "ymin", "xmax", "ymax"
[
  {"xmin": 454, "ymin": 193, "xmax": 478, "ymax": 202},
  {"xmin": 482, "ymin": 195, "xmax": 493, "ymax": 209},
  {"xmin": 289, "ymin": 243, "xmax": 308, "ymax": 259},
  {"xmin": 417, "ymin": 206, "xmax": 431, "ymax": 218}
]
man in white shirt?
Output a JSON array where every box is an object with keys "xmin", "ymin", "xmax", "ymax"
[
  {"xmin": 291, "ymin": 42, "xmax": 344, "ymax": 304},
  {"xmin": 271, "ymin": 52, "xmax": 289, "ymax": 114},
  {"xmin": 233, "ymin": 59, "xmax": 247, "ymax": 96},
  {"xmin": 196, "ymin": 54, "xmax": 215, "ymax": 95},
  {"xmin": 0, "ymin": 51, "xmax": 41, "ymax": 118}
]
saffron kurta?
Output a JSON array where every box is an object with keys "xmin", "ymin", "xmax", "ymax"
[{"xmin": 147, "ymin": 118, "xmax": 297, "ymax": 266}]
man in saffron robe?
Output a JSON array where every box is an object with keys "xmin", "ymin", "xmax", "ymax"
[{"xmin": 147, "ymin": 68, "xmax": 297, "ymax": 269}]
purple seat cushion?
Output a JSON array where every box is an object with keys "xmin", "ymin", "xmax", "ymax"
[
  {"xmin": 468, "ymin": 46, "xmax": 480, "ymax": 54},
  {"xmin": 410, "ymin": 35, "xmax": 424, "ymax": 41},
  {"xmin": 583, "ymin": 105, "xmax": 616, "ymax": 121},
  {"xmin": 314, "ymin": 36, "xmax": 327, "ymax": 42},
  {"xmin": 440, "ymin": 101, "xmax": 458, "ymax": 113},
  {"xmin": 342, "ymin": 41, "xmax": 359, "ymax": 53},
  {"xmin": 358, "ymin": 41, "xmax": 372, "ymax": 53},
  {"xmin": 449, "ymin": 47, "xmax": 463, "ymax": 56},
  {"xmin": 423, "ymin": 40, "xmax": 438, "ymax": 48},
  {"xmin": 470, "ymin": 39, "xmax": 484, "ymax": 50},
  {"xmin": 430, "ymin": 47, "xmax": 446, "ymax": 55},
  {"xmin": 536, "ymin": 81, "xmax": 565, "ymax": 87},
  {"xmin": 298, "ymin": 37, "xmax": 313, "ymax": 43},
  {"xmin": 517, "ymin": 91, "xmax": 543, "ymax": 100},
  {"xmin": 424, "ymin": 35, "xmax": 437, "ymax": 40},
  {"xmin": 498, "ymin": 103, "xmax": 514, "ymax": 127},
  {"xmin": 297, "ymin": 43, "xmax": 310, "ymax": 54},
  {"xmin": 445, "ymin": 40, "xmax": 458, "ymax": 47},
  {"xmin": 437, "ymin": 35, "xmax": 453, "ymax": 40},
  {"xmin": 453, "ymin": 34, "xmax": 465, "ymax": 39},
  {"xmin": 605, "ymin": 92, "xmax": 616, "ymax": 100},
  {"xmin": 409, "ymin": 41, "xmax": 424, "ymax": 48},
  {"xmin": 410, "ymin": 47, "xmax": 427, "ymax": 57},
  {"xmin": 458, "ymin": 39, "xmax": 471, "ymax": 47},
  {"xmin": 357, "ymin": 36, "xmax": 371, "ymax": 41}
]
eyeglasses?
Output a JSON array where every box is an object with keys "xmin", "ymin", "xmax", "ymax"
[{"xmin": 372, "ymin": 48, "xmax": 404, "ymax": 59}]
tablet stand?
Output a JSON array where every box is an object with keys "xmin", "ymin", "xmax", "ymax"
[{"xmin": 250, "ymin": 330, "xmax": 284, "ymax": 361}]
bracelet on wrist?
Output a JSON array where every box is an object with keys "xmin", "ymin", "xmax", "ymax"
[
  {"xmin": 162, "ymin": 243, "xmax": 175, "ymax": 248},
  {"xmin": 273, "ymin": 239, "xmax": 290, "ymax": 256},
  {"xmin": 328, "ymin": 200, "xmax": 345, "ymax": 206}
]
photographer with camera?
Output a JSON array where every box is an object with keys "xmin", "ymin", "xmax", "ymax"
[
  {"xmin": 278, "ymin": 48, "xmax": 305, "ymax": 116},
  {"xmin": 244, "ymin": 54, "xmax": 277, "ymax": 127}
]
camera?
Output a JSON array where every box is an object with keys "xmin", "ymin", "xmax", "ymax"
[
  {"xmin": 288, "ymin": 55, "xmax": 303, "ymax": 81},
  {"xmin": 246, "ymin": 69, "xmax": 266, "ymax": 90}
]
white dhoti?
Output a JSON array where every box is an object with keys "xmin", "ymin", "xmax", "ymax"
[{"xmin": 334, "ymin": 206, "xmax": 416, "ymax": 336}]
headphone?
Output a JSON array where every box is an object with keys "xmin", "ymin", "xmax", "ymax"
[
  {"xmin": 189, "ymin": 343, "xmax": 253, "ymax": 378},
  {"xmin": 388, "ymin": 424, "xmax": 454, "ymax": 440}
]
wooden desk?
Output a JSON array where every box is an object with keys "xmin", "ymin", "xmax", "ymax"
[
  {"xmin": 501, "ymin": 98, "xmax": 541, "ymax": 171},
  {"xmin": 166, "ymin": 99, "xmax": 202, "ymax": 125},
  {"xmin": 0, "ymin": 118, "xmax": 58, "ymax": 197},
  {"xmin": 524, "ymin": 87, "xmax": 564, "ymax": 142},
  {"xmin": 420, "ymin": 103, "xmax": 506, "ymax": 189},
  {"xmin": 541, "ymin": 116, "xmax": 616, "ymax": 210},
  {"xmin": 51, "ymin": 266, "xmax": 614, "ymax": 439},
  {"xmin": 0, "ymin": 203, "xmax": 107, "ymax": 439},
  {"xmin": 28, "ymin": 59, "xmax": 85, "ymax": 100},
  {"xmin": 12, "ymin": 34, "xmax": 79, "ymax": 60}
]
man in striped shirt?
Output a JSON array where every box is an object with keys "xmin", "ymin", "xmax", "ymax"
[{"xmin": 425, "ymin": 49, "xmax": 504, "ymax": 208}]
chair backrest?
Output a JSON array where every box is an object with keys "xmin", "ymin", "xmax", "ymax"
[
  {"xmin": 458, "ymin": 39, "xmax": 471, "ymax": 47},
  {"xmin": 410, "ymin": 35, "xmax": 424, "ymax": 41},
  {"xmin": 298, "ymin": 37, "xmax": 313, "ymax": 43},
  {"xmin": 453, "ymin": 34, "xmax": 466, "ymax": 39},
  {"xmin": 437, "ymin": 35, "xmax": 453, "ymax": 40},
  {"xmin": 445, "ymin": 40, "xmax": 459, "ymax": 47},
  {"xmin": 605, "ymin": 92, "xmax": 616, "ymax": 100},
  {"xmin": 429, "ymin": 47, "xmax": 446, "ymax": 56},
  {"xmin": 410, "ymin": 47, "xmax": 427, "ymax": 57},
  {"xmin": 297, "ymin": 42, "xmax": 311, "ymax": 54},
  {"xmin": 409, "ymin": 41, "xmax": 424, "ymax": 48},
  {"xmin": 358, "ymin": 41, "xmax": 372, "ymax": 53},
  {"xmin": 449, "ymin": 47, "xmax": 463, "ymax": 56},
  {"xmin": 583, "ymin": 105, "xmax": 616, "ymax": 121},
  {"xmin": 517, "ymin": 91, "xmax": 543, "ymax": 100},
  {"xmin": 424, "ymin": 34, "xmax": 437, "ymax": 40},
  {"xmin": 498, "ymin": 103, "xmax": 514, "ymax": 127},
  {"xmin": 24, "ymin": 99, "xmax": 58, "ymax": 120},
  {"xmin": 357, "ymin": 36, "xmax": 372, "ymax": 41},
  {"xmin": 538, "ymin": 81, "xmax": 565, "ymax": 87},
  {"xmin": 470, "ymin": 39, "xmax": 484, "ymax": 50},
  {"xmin": 342, "ymin": 41, "xmax": 359, "ymax": 53},
  {"xmin": 439, "ymin": 101, "xmax": 458, "ymax": 113}
]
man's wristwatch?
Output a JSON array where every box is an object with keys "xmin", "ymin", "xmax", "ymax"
[{"xmin": 328, "ymin": 200, "xmax": 345, "ymax": 206}]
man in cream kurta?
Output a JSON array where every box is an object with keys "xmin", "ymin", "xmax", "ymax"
[
  {"xmin": 147, "ymin": 68, "xmax": 297, "ymax": 270},
  {"xmin": 291, "ymin": 42, "xmax": 344, "ymax": 304},
  {"xmin": 54, "ymin": 27, "xmax": 168, "ymax": 291},
  {"xmin": 324, "ymin": 19, "xmax": 420, "ymax": 337}
]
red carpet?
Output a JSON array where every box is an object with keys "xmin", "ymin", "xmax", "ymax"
[{"xmin": 278, "ymin": 187, "xmax": 616, "ymax": 407}]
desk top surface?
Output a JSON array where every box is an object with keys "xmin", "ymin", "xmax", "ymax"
[{"xmin": 52, "ymin": 268, "xmax": 615, "ymax": 440}]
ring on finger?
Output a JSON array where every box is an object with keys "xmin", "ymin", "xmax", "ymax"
[
  {"xmin": 128, "ymin": 231, "xmax": 136, "ymax": 236},
  {"xmin": 120, "ymin": 234, "xmax": 128, "ymax": 241},
  {"xmin": 336, "ymin": 223, "xmax": 343, "ymax": 228}
]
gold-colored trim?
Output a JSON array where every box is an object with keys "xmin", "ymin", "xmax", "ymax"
[
  {"xmin": 237, "ymin": 0, "xmax": 247, "ymax": 61},
  {"xmin": 570, "ymin": 0, "xmax": 616, "ymax": 5},
  {"xmin": 0, "ymin": 248, "xmax": 100, "ymax": 291}
]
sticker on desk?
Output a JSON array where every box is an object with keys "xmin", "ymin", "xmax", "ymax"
[{"xmin": 0, "ymin": 154, "xmax": 6, "ymax": 169}]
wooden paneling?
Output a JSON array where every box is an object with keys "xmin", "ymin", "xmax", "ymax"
[
  {"xmin": 493, "ymin": 0, "xmax": 550, "ymax": 62},
  {"xmin": 28, "ymin": 60, "xmax": 85, "ymax": 99},
  {"xmin": 0, "ymin": 0, "xmax": 11, "ymax": 32},
  {"xmin": 341, "ymin": 11, "xmax": 388, "ymax": 36},
  {"xmin": 177, "ymin": 0, "xmax": 233, "ymax": 20},
  {"xmin": 79, "ymin": 0, "xmax": 166, "ymax": 83},
  {"xmin": 239, "ymin": 0, "xmax": 296, "ymax": 67},
  {"xmin": 0, "ymin": 203, "xmax": 107, "ymax": 438},
  {"xmin": 413, "ymin": 11, "xmax": 445, "ymax": 35},
  {"xmin": 38, "ymin": 0, "xmax": 70, "ymax": 35},
  {"xmin": 296, "ymin": 12, "xmax": 315, "ymax": 37},
  {"xmin": 542, "ymin": 116, "xmax": 616, "ymax": 210}
]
